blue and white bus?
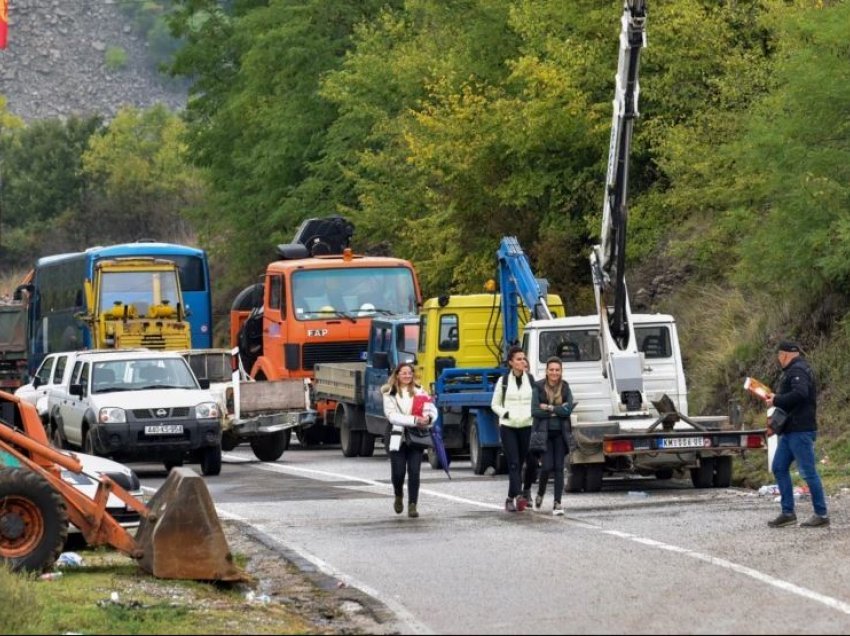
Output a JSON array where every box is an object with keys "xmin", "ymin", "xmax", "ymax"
[{"xmin": 27, "ymin": 242, "xmax": 212, "ymax": 374}]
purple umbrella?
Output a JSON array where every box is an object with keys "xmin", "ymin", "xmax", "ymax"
[{"xmin": 430, "ymin": 419, "xmax": 451, "ymax": 480}]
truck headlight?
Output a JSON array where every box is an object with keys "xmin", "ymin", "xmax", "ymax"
[
  {"xmin": 196, "ymin": 402, "xmax": 220, "ymax": 419},
  {"xmin": 98, "ymin": 407, "xmax": 126, "ymax": 424}
]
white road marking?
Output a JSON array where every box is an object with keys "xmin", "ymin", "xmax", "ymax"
[
  {"xmin": 224, "ymin": 454, "xmax": 850, "ymax": 618},
  {"xmin": 216, "ymin": 507, "xmax": 434, "ymax": 635}
]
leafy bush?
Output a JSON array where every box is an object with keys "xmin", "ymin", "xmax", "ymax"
[{"xmin": 104, "ymin": 46, "xmax": 129, "ymax": 71}]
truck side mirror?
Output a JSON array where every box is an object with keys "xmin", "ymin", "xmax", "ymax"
[
  {"xmin": 32, "ymin": 376, "xmax": 42, "ymax": 389},
  {"xmin": 198, "ymin": 379, "xmax": 210, "ymax": 390},
  {"xmin": 372, "ymin": 351, "xmax": 389, "ymax": 370},
  {"xmin": 69, "ymin": 383, "xmax": 84, "ymax": 398}
]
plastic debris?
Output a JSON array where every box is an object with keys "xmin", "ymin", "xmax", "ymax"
[
  {"xmin": 110, "ymin": 591, "xmax": 120, "ymax": 604},
  {"xmin": 627, "ymin": 491, "xmax": 648, "ymax": 498},
  {"xmin": 245, "ymin": 591, "xmax": 271, "ymax": 604},
  {"xmin": 758, "ymin": 484, "xmax": 780, "ymax": 496},
  {"xmin": 39, "ymin": 571, "xmax": 63, "ymax": 581},
  {"xmin": 56, "ymin": 552, "xmax": 83, "ymax": 568}
]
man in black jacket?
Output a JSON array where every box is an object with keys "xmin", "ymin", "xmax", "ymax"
[{"xmin": 765, "ymin": 341, "xmax": 829, "ymax": 528}]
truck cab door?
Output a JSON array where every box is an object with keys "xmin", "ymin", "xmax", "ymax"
[
  {"xmin": 61, "ymin": 360, "xmax": 88, "ymax": 446},
  {"xmin": 635, "ymin": 322, "xmax": 687, "ymax": 414},
  {"xmin": 365, "ymin": 324, "xmax": 392, "ymax": 421},
  {"xmin": 262, "ymin": 274, "xmax": 287, "ymax": 376}
]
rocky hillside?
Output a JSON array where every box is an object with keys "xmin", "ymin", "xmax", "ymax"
[{"xmin": 0, "ymin": 0, "xmax": 186, "ymax": 122}]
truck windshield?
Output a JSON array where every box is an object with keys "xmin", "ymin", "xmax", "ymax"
[
  {"xmin": 292, "ymin": 267, "xmax": 417, "ymax": 321},
  {"xmin": 538, "ymin": 330, "xmax": 602, "ymax": 363},
  {"xmin": 99, "ymin": 271, "xmax": 181, "ymax": 316},
  {"xmin": 92, "ymin": 358, "xmax": 198, "ymax": 393}
]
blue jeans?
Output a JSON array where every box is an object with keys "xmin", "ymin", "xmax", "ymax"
[{"xmin": 771, "ymin": 431, "xmax": 828, "ymax": 517}]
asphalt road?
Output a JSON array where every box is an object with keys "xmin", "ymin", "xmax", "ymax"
[{"xmin": 136, "ymin": 445, "xmax": 850, "ymax": 635}]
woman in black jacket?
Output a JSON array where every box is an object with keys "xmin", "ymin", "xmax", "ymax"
[{"xmin": 531, "ymin": 357, "xmax": 574, "ymax": 516}]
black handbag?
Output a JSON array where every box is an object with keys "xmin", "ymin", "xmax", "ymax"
[
  {"xmin": 406, "ymin": 427, "xmax": 434, "ymax": 449},
  {"xmin": 529, "ymin": 428, "xmax": 547, "ymax": 455},
  {"xmin": 768, "ymin": 406, "xmax": 788, "ymax": 435}
]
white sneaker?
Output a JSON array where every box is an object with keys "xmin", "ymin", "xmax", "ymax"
[{"xmin": 552, "ymin": 502, "xmax": 564, "ymax": 516}]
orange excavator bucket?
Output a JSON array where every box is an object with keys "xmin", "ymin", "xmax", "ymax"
[
  {"xmin": 0, "ymin": 393, "xmax": 241, "ymax": 581},
  {"xmin": 135, "ymin": 467, "xmax": 241, "ymax": 580}
]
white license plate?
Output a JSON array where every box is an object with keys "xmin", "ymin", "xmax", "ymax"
[
  {"xmin": 144, "ymin": 424, "xmax": 183, "ymax": 435},
  {"xmin": 658, "ymin": 436, "xmax": 704, "ymax": 449}
]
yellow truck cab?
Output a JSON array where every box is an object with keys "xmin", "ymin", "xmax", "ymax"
[
  {"xmin": 83, "ymin": 257, "xmax": 192, "ymax": 350},
  {"xmin": 416, "ymin": 292, "xmax": 565, "ymax": 391}
]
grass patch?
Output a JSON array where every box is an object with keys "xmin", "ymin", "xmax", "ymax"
[{"xmin": 1, "ymin": 549, "xmax": 314, "ymax": 635}]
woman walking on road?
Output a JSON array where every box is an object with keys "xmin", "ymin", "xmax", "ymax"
[
  {"xmin": 491, "ymin": 345, "xmax": 535, "ymax": 512},
  {"xmin": 531, "ymin": 357, "xmax": 574, "ymax": 516},
  {"xmin": 382, "ymin": 362, "xmax": 438, "ymax": 518}
]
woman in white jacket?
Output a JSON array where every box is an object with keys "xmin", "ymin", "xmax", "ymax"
[
  {"xmin": 382, "ymin": 362, "xmax": 438, "ymax": 518},
  {"xmin": 490, "ymin": 345, "xmax": 534, "ymax": 512}
]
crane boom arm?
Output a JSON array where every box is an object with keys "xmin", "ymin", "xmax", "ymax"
[
  {"xmin": 591, "ymin": 0, "xmax": 647, "ymax": 349},
  {"xmin": 497, "ymin": 236, "xmax": 553, "ymax": 358}
]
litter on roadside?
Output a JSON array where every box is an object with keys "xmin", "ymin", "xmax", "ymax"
[{"xmin": 57, "ymin": 552, "xmax": 84, "ymax": 568}]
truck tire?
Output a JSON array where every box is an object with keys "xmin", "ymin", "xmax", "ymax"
[
  {"xmin": 250, "ymin": 431, "xmax": 288, "ymax": 462},
  {"xmin": 359, "ymin": 433, "xmax": 376, "ymax": 458},
  {"xmin": 690, "ymin": 456, "xmax": 715, "ymax": 489},
  {"xmin": 200, "ymin": 445, "xmax": 223, "ymax": 476},
  {"xmin": 50, "ymin": 423, "xmax": 65, "ymax": 450},
  {"xmin": 565, "ymin": 462, "xmax": 587, "ymax": 493},
  {"xmin": 82, "ymin": 429, "xmax": 96, "ymax": 455},
  {"xmin": 221, "ymin": 432, "xmax": 240, "ymax": 452},
  {"xmin": 655, "ymin": 468, "xmax": 674, "ymax": 480},
  {"xmin": 0, "ymin": 467, "xmax": 69, "ymax": 573},
  {"xmin": 713, "ymin": 456, "xmax": 733, "ymax": 488},
  {"xmin": 296, "ymin": 426, "xmax": 323, "ymax": 448},
  {"xmin": 469, "ymin": 421, "xmax": 495, "ymax": 475},
  {"xmin": 585, "ymin": 464, "xmax": 604, "ymax": 492},
  {"xmin": 338, "ymin": 403, "xmax": 362, "ymax": 458}
]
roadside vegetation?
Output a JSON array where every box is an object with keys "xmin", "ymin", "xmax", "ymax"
[
  {"xmin": 0, "ymin": 0, "xmax": 848, "ymax": 489},
  {"xmin": 0, "ymin": 549, "xmax": 315, "ymax": 635}
]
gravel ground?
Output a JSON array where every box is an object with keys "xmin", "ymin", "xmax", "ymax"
[{"xmin": 223, "ymin": 520, "xmax": 401, "ymax": 635}]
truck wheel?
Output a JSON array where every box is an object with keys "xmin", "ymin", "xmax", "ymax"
[
  {"xmin": 296, "ymin": 426, "xmax": 323, "ymax": 448},
  {"xmin": 251, "ymin": 431, "xmax": 288, "ymax": 462},
  {"xmin": 200, "ymin": 445, "xmax": 222, "ymax": 476},
  {"xmin": 655, "ymin": 468, "xmax": 674, "ymax": 480},
  {"xmin": 565, "ymin": 462, "xmax": 587, "ymax": 493},
  {"xmin": 690, "ymin": 456, "xmax": 715, "ymax": 489},
  {"xmin": 713, "ymin": 456, "xmax": 733, "ymax": 488},
  {"xmin": 585, "ymin": 464, "xmax": 604, "ymax": 492},
  {"xmin": 359, "ymin": 433, "xmax": 375, "ymax": 458},
  {"xmin": 338, "ymin": 404, "xmax": 362, "ymax": 458},
  {"xmin": 50, "ymin": 424, "xmax": 65, "ymax": 450},
  {"xmin": 469, "ymin": 422, "xmax": 494, "ymax": 475},
  {"xmin": 221, "ymin": 432, "xmax": 240, "ymax": 452},
  {"xmin": 164, "ymin": 458, "xmax": 184, "ymax": 472},
  {"xmin": 82, "ymin": 429, "xmax": 96, "ymax": 455},
  {"xmin": 0, "ymin": 467, "xmax": 69, "ymax": 573}
]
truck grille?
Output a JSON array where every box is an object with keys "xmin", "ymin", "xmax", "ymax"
[
  {"xmin": 302, "ymin": 341, "xmax": 366, "ymax": 371},
  {"xmin": 132, "ymin": 407, "xmax": 191, "ymax": 419}
]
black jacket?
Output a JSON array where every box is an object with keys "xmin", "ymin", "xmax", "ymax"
[
  {"xmin": 773, "ymin": 356, "xmax": 817, "ymax": 433},
  {"xmin": 531, "ymin": 379, "xmax": 574, "ymax": 444}
]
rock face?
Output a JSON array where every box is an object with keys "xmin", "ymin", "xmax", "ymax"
[{"xmin": 0, "ymin": 0, "xmax": 187, "ymax": 122}]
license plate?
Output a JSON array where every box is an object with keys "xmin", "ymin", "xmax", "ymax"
[
  {"xmin": 144, "ymin": 424, "xmax": 183, "ymax": 435},
  {"xmin": 658, "ymin": 436, "xmax": 704, "ymax": 449}
]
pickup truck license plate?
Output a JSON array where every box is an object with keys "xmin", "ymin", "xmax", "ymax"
[
  {"xmin": 144, "ymin": 424, "xmax": 183, "ymax": 435},
  {"xmin": 658, "ymin": 436, "xmax": 704, "ymax": 449}
]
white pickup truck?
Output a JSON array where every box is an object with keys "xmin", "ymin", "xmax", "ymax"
[
  {"xmin": 179, "ymin": 348, "xmax": 314, "ymax": 462},
  {"xmin": 46, "ymin": 349, "xmax": 223, "ymax": 475}
]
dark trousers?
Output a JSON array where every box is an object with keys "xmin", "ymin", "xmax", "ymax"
[
  {"xmin": 500, "ymin": 425, "xmax": 531, "ymax": 499},
  {"xmin": 390, "ymin": 443, "xmax": 423, "ymax": 504},
  {"xmin": 538, "ymin": 431, "xmax": 567, "ymax": 503}
]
